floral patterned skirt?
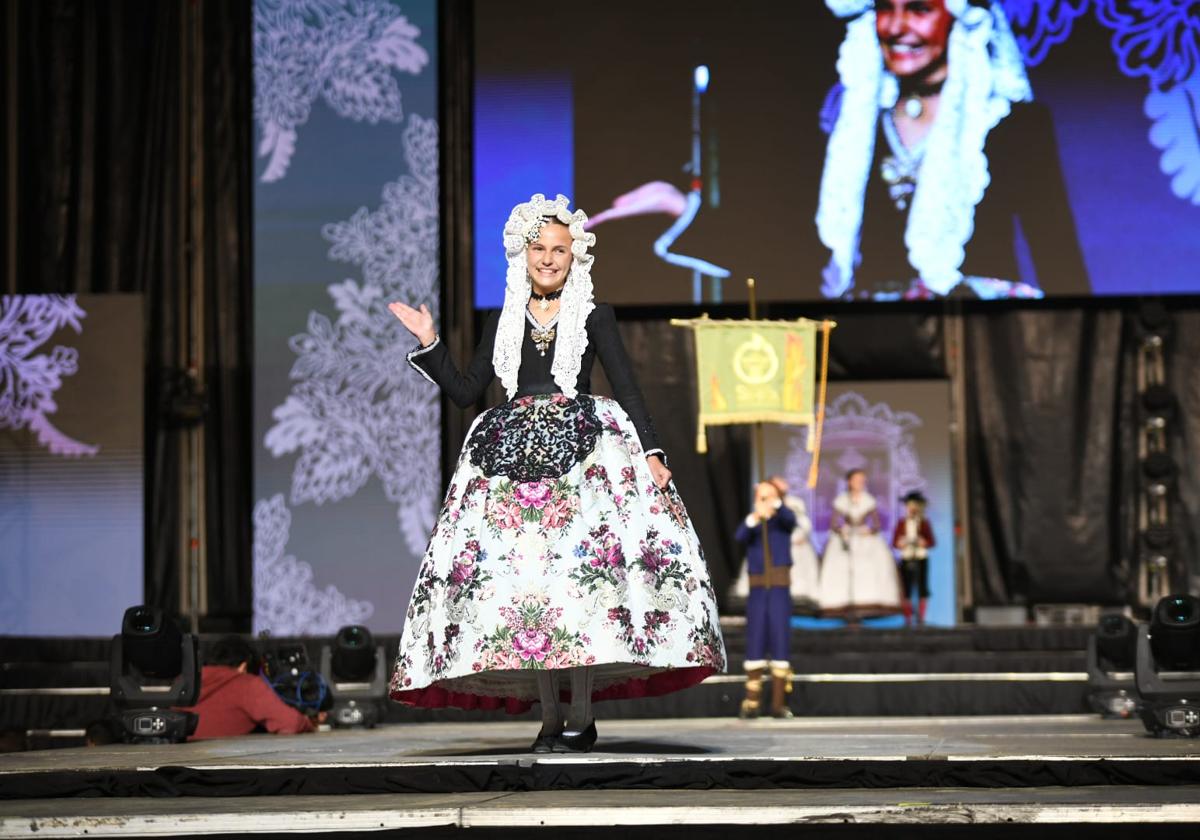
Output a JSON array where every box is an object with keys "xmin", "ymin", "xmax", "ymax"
[{"xmin": 389, "ymin": 393, "xmax": 726, "ymax": 712}]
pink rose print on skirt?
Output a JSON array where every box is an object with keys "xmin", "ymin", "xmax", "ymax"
[
  {"xmin": 513, "ymin": 629, "xmax": 553, "ymax": 662},
  {"xmin": 514, "ymin": 481, "xmax": 553, "ymax": 509}
]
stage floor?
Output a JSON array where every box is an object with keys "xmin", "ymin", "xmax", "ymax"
[
  {"xmin": 2, "ymin": 716, "xmax": 1199, "ymax": 835},
  {"xmin": 4, "ymin": 714, "xmax": 1199, "ymax": 771}
]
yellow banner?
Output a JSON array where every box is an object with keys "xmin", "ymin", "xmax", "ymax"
[
  {"xmin": 673, "ymin": 316, "xmax": 834, "ymax": 487},
  {"xmin": 696, "ymin": 319, "xmax": 815, "ymax": 433}
]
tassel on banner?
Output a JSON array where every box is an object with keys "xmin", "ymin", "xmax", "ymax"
[{"xmin": 807, "ymin": 320, "xmax": 834, "ymax": 489}]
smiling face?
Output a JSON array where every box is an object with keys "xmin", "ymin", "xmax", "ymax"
[
  {"xmin": 846, "ymin": 470, "xmax": 867, "ymax": 493},
  {"xmin": 875, "ymin": 0, "xmax": 953, "ymax": 82},
  {"xmin": 526, "ymin": 220, "xmax": 573, "ymax": 295}
]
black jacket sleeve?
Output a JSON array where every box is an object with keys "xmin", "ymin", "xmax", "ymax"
[
  {"xmin": 589, "ymin": 303, "xmax": 663, "ymax": 457},
  {"xmin": 407, "ymin": 311, "xmax": 499, "ymax": 408}
]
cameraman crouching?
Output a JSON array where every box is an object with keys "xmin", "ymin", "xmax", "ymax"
[{"xmin": 177, "ymin": 636, "xmax": 321, "ymax": 740}]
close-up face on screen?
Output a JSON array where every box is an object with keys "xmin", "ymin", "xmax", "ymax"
[{"xmin": 474, "ymin": 0, "xmax": 1200, "ymax": 306}]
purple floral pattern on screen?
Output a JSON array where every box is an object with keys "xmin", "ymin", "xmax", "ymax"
[
  {"xmin": 1002, "ymin": 0, "xmax": 1091, "ymax": 66},
  {"xmin": 999, "ymin": 0, "xmax": 1200, "ymax": 204},
  {"xmin": 0, "ymin": 295, "xmax": 98, "ymax": 457},
  {"xmin": 254, "ymin": 0, "xmax": 430, "ymax": 182}
]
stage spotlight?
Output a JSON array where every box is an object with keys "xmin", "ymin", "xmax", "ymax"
[
  {"xmin": 1134, "ymin": 595, "xmax": 1200, "ymax": 737},
  {"xmin": 1141, "ymin": 452, "xmax": 1177, "ymax": 482},
  {"xmin": 1086, "ymin": 615, "xmax": 1139, "ymax": 719},
  {"xmin": 1136, "ymin": 299, "xmax": 1171, "ymax": 337},
  {"xmin": 109, "ymin": 606, "xmax": 199, "ymax": 744},
  {"xmin": 320, "ymin": 625, "xmax": 387, "ymax": 729},
  {"xmin": 1143, "ymin": 527, "xmax": 1173, "ymax": 553},
  {"xmin": 1097, "ymin": 615, "xmax": 1137, "ymax": 670},
  {"xmin": 1150, "ymin": 595, "xmax": 1200, "ymax": 669},
  {"xmin": 1140, "ymin": 383, "xmax": 1176, "ymax": 419}
]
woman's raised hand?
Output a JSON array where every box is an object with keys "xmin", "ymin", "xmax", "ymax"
[{"xmin": 388, "ymin": 301, "xmax": 437, "ymax": 347}]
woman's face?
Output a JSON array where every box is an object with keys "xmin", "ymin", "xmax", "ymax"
[
  {"xmin": 875, "ymin": 0, "xmax": 953, "ymax": 81},
  {"xmin": 526, "ymin": 222, "xmax": 573, "ymax": 295},
  {"xmin": 847, "ymin": 471, "xmax": 867, "ymax": 492}
]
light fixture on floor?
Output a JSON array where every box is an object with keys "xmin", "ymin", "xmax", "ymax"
[
  {"xmin": 320, "ymin": 625, "xmax": 387, "ymax": 728},
  {"xmin": 1086, "ymin": 614, "xmax": 1139, "ymax": 719},
  {"xmin": 109, "ymin": 606, "xmax": 200, "ymax": 743},
  {"xmin": 1135, "ymin": 594, "xmax": 1200, "ymax": 737}
]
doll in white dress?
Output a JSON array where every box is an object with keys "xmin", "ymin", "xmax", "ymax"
[{"xmin": 817, "ymin": 469, "xmax": 902, "ymax": 617}]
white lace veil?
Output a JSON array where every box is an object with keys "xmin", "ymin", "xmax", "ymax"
[
  {"xmin": 494, "ymin": 194, "xmax": 597, "ymax": 399},
  {"xmin": 816, "ymin": 0, "xmax": 1032, "ymax": 296}
]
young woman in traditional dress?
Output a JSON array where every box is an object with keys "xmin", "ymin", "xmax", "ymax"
[{"xmin": 387, "ymin": 194, "xmax": 725, "ymax": 752}]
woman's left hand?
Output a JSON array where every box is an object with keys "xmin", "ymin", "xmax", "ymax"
[{"xmin": 647, "ymin": 454, "xmax": 672, "ymax": 489}]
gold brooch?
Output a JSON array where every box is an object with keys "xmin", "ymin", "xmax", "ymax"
[{"xmin": 531, "ymin": 325, "xmax": 556, "ymax": 356}]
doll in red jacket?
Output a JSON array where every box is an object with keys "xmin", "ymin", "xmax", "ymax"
[{"xmin": 892, "ymin": 491, "xmax": 936, "ymax": 626}]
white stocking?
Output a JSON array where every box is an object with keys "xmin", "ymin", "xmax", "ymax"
[
  {"xmin": 567, "ymin": 666, "xmax": 594, "ymax": 730},
  {"xmin": 536, "ymin": 670, "xmax": 563, "ymax": 734}
]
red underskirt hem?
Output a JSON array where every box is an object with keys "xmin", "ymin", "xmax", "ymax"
[{"xmin": 389, "ymin": 665, "xmax": 719, "ymax": 714}]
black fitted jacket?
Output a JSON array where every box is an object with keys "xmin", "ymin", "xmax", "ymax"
[{"xmin": 407, "ymin": 302, "xmax": 663, "ymax": 457}]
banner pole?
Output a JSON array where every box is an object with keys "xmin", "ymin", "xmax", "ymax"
[{"xmin": 747, "ymin": 277, "xmax": 772, "ymax": 569}]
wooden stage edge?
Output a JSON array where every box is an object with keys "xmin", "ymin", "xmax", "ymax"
[
  {"xmin": 4, "ymin": 788, "xmax": 1200, "ymax": 836},
  {"xmin": 2, "ymin": 715, "xmax": 1200, "ymax": 834}
]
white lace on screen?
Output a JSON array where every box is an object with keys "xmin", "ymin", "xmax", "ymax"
[
  {"xmin": 816, "ymin": 0, "xmax": 1032, "ymax": 296},
  {"xmin": 494, "ymin": 193, "xmax": 597, "ymax": 400}
]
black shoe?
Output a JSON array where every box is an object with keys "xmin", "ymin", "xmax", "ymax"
[
  {"xmin": 551, "ymin": 720, "xmax": 597, "ymax": 753},
  {"xmin": 531, "ymin": 728, "xmax": 561, "ymax": 753}
]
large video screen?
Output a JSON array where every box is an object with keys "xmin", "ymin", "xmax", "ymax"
[
  {"xmin": 0, "ymin": 294, "xmax": 144, "ymax": 635},
  {"xmin": 253, "ymin": 0, "xmax": 440, "ymax": 635},
  {"xmin": 475, "ymin": 1, "xmax": 1200, "ymax": 305}
]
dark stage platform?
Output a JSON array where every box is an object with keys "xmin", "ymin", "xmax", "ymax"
[
  {"xmin": 1, "ymin": 623, "xmax": 1096, "ymax": 738},
  {"xmin": 1, "ymin": 716, "xmax": 1198, "ymax": 835}
]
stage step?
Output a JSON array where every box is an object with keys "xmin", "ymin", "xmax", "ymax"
[
  {"xmin": 1, "ymin": 626, "xmax": 1096, "ymax": 731},
  {"xmin": 3, "ymin": 787, "xmax": 1199, "ymax": 836}
]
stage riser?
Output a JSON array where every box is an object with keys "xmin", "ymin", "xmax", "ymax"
[{"xmin": 1, "ymin": 626, "xmax": 1096, "ymax": 731}]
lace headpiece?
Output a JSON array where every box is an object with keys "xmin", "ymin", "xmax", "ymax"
[
  {"xmin": 816, "ymin": 0, "xmax": 1031, "ymax": 296},
  {"xmin": 494, "ymin": 194, "xmax": 597, "ymax": 399}
]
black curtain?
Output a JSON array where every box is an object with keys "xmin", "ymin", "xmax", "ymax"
[
  {"xmin": 963, "ymin": 305, "xmax": 1200, "ymax": 606},
  {"xmin": 963, "ymin": 307, "xmax": 1136, "ymax": 604},
  {"xmin": 2, "ymin": 0, "xmax": 253, "ymax": 629}
]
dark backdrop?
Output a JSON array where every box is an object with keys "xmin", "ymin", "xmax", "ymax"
[
  {"xmin": 4, "ymin": 0, "xmax": 1197, "ymax": 626},
  {"xmin": 2, "ymin": 0, "xmax": 253, "ymax": 628}
]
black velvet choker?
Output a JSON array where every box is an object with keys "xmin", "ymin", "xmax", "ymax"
[{"xmin": 529, "ymin": 287, "xmax": 564, "ymax": 303}]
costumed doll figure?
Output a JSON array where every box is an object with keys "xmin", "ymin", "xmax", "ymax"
[
  {"xmin": 817, "ymin": 468, "xmax": 903, "ymax": 617},
  {"xmin": 734, "ymin": 481, "xmax": 796, "ymax": 719},
  {"xmin": 893, "ymin": 490, "xmax": 936, "ymax": 625},
  {"xmin": 388, "ymin": 194, "xmax": 725, "ymax": 754},
  {"xmin": 730, "ymin": 475, "xmax": 820, "ymax": 610}
]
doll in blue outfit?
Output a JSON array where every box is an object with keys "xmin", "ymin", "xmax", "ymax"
[{"xmin": 734, "ymin": 481, "xmax": 796, "ymax": 718}]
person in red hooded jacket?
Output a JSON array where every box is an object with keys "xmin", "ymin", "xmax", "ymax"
[{"xmin": 176, "ymin": 636, "xmax": 318, "ymax": 740}]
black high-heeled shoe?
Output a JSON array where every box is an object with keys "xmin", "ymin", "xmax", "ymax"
[
  {"xmin": 530, "ymin": 728, "xmax": 561, "ymax": 753},
  {"xmin": 551, "ymin": 720, "xmax": 597, "ymax": 753}
]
